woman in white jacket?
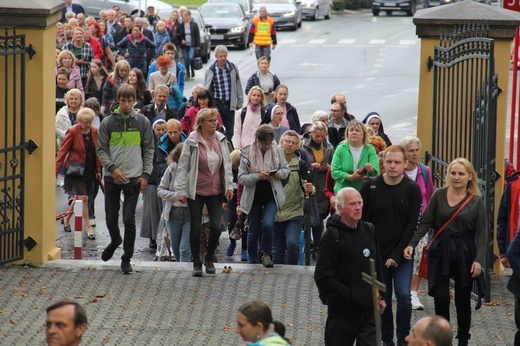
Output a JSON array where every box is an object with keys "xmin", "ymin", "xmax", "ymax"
[
  {"xmin": 157, "ymin": 143, "xmax": 191, "ymax": 263},
  {"xmin": 56, "ymin": 88, "xmax": 83, "ymax": 148}
]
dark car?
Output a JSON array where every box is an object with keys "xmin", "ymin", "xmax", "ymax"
[
  {"xmin": 372, "ymin": 0, "xmax": 426, "ymax": 16},
  {"xmin": 199, "ymin": 3, "xmax": 251, "ymax": 50}
]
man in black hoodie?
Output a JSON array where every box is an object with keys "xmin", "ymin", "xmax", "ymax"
[{"xmin": 315, "ymin": 187, "xmax": 385, "ymax": 346}]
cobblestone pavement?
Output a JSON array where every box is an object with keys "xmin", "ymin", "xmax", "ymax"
[
  {"xmin": 0, "ymin": 260, "xmax": 518, "ymax": 345},
  {"xmin": 1, "ymin": 189, "xmax": 515, "ymax": 345}
]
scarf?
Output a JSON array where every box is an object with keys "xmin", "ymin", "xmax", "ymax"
[
  {"xmin": 249, "ymin": 102, "xmax": 261, "ymax": 113},
  {"xmin": 249, "ymin": 141, "xmax": 279, "ymax": 173}
]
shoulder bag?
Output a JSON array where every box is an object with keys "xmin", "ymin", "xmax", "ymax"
[{"xmin": 418, "ymin": 194, "xmax": 474, "ymax": 279}]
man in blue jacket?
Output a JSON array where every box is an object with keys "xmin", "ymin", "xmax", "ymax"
[{"xmin": 61, "ymin": 0, "xmax": 84, "ymax": 24}]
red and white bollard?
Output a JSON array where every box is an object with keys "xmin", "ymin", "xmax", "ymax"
[{"xmin": 74, "ymin": 200, "xmax": 83, "ymax": 259}]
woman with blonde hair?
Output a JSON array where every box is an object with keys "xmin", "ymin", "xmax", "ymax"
[
  {"xmin": 404, "ymin": 158, "xmax": 487, "ymax": 346},
  {"xmin": 233, "ymin": 86, "xmax": 266, "ymax": 149},
  {"xmin": 55, "ymin": 108, "xmax": 100, "ymax": 239},
  {"xmin": 176, "ymin": 108, "xmax": 234, "ymax": 276},
  {"xmin": 101, "ymin": 59, "xmax": 129, "ymax": 115},
  {"xmin": 56, "ymin": 88, "xmax": 83, "ymax": 148},
  {"xmin": 331, "ymin": 119, "xmax": 379, "ymax": 192},
  {"xmin": 56, "ymin": 50, "xmax": 83, "ymax": 93}
]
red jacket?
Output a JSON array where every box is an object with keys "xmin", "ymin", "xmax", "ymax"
[
  {"xmin": 86, "ymin": 37, "xmax": 104, "ymax": 61},
  {"xmin": 55, "ymin": 124, "xmax": 101, "ymax": 176}
]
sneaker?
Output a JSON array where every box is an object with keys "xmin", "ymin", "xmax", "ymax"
[
  {"xmin": 101, "ymin": 238, "xmax": 122, "ymax": 262},
  {"xmin": 411, "ymin": 293, "xmax": 424, "ymax": 310},
  {"xmin": 261, "ymin": 254, "xmax": 273, "ymax": 268},
  {"xmin": 226, "ymin": 243, "xmax": 236, "ymax": 257},
  {"xmin": 57, "ymin": 175, "xmax": 65, "ymax": 187},
  {"xmin": 89, "ymin": 219, "xmax": 96, "ymax": 227},
  {"xmin": 241, "ymin": 250, "xmax": 248, "ymax": 262},
  {"xmin": 121, "ymin": 261, "xmax": 133, "ymax": 274}
]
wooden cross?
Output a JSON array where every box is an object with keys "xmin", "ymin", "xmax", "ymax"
[{"xmin": 361, "ymin": 258, "xmax": 386, "ymax": 346}]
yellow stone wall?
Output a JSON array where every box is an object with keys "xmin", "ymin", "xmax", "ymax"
[{"xmin": 416, "ymin": 37, "xmax": 510, "ymax": 276}]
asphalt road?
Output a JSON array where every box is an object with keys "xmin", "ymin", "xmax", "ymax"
[{"xmin": 55, "ymin": 12, "xmax": 421, "ymax": 262}]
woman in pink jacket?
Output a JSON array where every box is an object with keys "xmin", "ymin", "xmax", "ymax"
[{"xmin": 232, "ymin": 86, "xmax": 267, "ymax": 149}]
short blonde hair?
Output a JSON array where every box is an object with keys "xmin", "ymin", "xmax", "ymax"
[
  {"xmin": 310, "ymin": 121, "xmax": 328, "ymax": 134},
  {"xmin": 65, "ymin": 88, "xmax": 84, "ymax": 106},
  {"xmin": 230, "ymin": 148, "xmax": 241, "ymax": 167},
  {"xmin": 77, "ymin": 108, "xmax": 95, "ymax": 123},
  {"xmin": 194, "ymin": 108, "xmax": 219, "ymax": 132},
  {"xmin": 345, "ymin": 120, "xmax": 369, "ymax": 146},
  {"xmin": 57, "ymin": 50, "xmax": 76, "ymax": 66}
]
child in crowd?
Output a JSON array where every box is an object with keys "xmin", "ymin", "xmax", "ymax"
[{"xmin": 158, "ymin": 143, "xmax": 191, "ymax": 262}]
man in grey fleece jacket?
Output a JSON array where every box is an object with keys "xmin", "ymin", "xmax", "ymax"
[{"xmin": 97, "ymin": 85, "xmax": 154, "ymax": 274}]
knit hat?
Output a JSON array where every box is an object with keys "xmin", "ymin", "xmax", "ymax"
[{"xmin": 151, "ymin": 117, "xmax": 166, "ymax": 129}]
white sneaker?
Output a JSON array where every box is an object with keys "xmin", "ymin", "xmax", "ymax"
[
  {"xmin": 57, "ymin": 175, "xmax": 65, "ymax": 187},
  {"xmin": 411, "ymin": 293, "xmax": 424, "ymax": 310}
]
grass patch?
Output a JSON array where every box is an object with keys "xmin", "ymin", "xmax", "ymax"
[{"xmin": 161, "ymin": 0, "xmax": 208, "ymax": 7}]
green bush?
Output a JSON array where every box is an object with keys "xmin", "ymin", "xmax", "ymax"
[{"xmin": 332, "ymin": 1, "xmax": 345, "ymax": 11}]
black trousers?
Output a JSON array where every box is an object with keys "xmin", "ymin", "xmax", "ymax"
[
  {"xmin": 432, "ymin": 259, "xmax": 472, "ymax": 341},
  {"xmin": 515, "ymin": 296, "xmax": 520, "ymax": 346},
  {"xmin": 187, "ymin": 193, "xmax": 223, "ymax": 262},
  {"xmin": 324, "ymin": 313, "xmax": 376, "ymax": 346}
]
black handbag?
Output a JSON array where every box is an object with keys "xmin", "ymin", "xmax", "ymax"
[
  {"xmin": 66, "ymin": 162, "xmax": 85, "ymax": 177},
  {"xmin": 193, "ymin": 57, "xmax": 203, "ymax": 70},
  {"xmin": 305, "ymin": 196, "xmax": 321, "ymax": 229}
]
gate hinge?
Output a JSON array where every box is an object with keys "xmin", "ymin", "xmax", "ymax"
[
  {"xmin": 427, "ymin": 57, "xmax": 434, "ymax": 72},
  {"xmin": 25, "ymin": 44, "xmax": 36, "ymax": 59},
  {"xmin": 25, "ymin": 139, "xmax": 38, "ymax": 154}
]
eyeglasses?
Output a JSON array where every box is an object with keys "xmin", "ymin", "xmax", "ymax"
[
  {"xmin": 205, "ymin": 119, "xmax": 218, "ymax": 123},
  {"xmin": 284, "ymin": 139, "xmax": 298, "ymax": 146}
]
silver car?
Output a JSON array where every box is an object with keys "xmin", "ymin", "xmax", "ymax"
[
  {"xmin": 74, "ymin": 0, "xmax": 173, "ymax": 18},
  {"xmin": 253, "ymin": 0, "xmax": 302, "ymax": 31},
  {"xmin": 300, "ymin": 0, "xmax": 331, "ymax": 21}
]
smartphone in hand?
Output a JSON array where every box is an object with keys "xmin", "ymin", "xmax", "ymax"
[{"xmin": 269, "ymin": 170, "xmax": 278, "ymax": 176}]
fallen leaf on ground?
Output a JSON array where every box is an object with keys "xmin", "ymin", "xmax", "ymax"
[
  {"xmin": 223, "ymin": 325, "xmax": 233, "ymax": 331},
  {"xmin": 482, "ymin": 301, "xmax": 500, "ymax": 306},
  {"xmin": 103, "ymin": 337, "xmax": 109, "ymax": 343},
  {"xmin": 189, "ymin": 301, "xmax": 199, "ymax": 305},
  {"xmin": 95, "ymin": 294, "xmax": 106, "ymax": 298},
  {"xmin": 9, "ymin": 320, "xmax": 19, "ymax": 325}
]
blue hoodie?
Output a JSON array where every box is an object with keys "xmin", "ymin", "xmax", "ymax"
[{"xmin": 156, "ymin": 131, "xmax": 187, "ymax": 178}]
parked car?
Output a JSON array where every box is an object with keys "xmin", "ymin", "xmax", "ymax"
[
  {"xmin": 300, "ymin": 0, "xmax": 331, "ymax": 21},
  {"xmin": 208, "ymin": 0, "xmax": 256, "ymax": 17},
  {"xmin": 253, "ymin": 0, "xmax": 302, "ymax": 31},
  {"xmin": 372, "ymin": 0, "xmax": 426, "ymax": 16},
  {"xmin": 75, "ymin": 0, "xmax": 173, "ymax": 19},
  {"xmin": 199, "ymin": 3, "xmax": 250, "ymax": 50}
]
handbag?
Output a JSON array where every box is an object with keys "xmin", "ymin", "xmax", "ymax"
[
  {"xmin": 66, "ymin": 161, "xmax": 85, "ymax": 177},
  {"xmin": 306, "ymin": 196, "xmax": 321, "ymax": 229},
  {"xmin": 193, "ymin": 57, "xmax": 203, "ymax": 70},
  {"xmin": 418, "ymin": 195, "xmax": 474, "ymax": 279}
]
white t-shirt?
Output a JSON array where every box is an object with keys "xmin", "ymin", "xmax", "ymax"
[
  {"xmin": 349, "ymin": 145, "xmax": 363, "ymax": 169},
  {"xmin": 406, "ymin": 166, "xmax": 418, "ymax": 182}
]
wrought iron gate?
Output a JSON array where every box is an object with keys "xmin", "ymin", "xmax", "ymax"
[
  {"xmin": 425, "ymin": 23, "xmax": 499, "ymax": 302},
  {"xmin": 0, "ymin": 25, "xmax": 37, "ymax": 265}
]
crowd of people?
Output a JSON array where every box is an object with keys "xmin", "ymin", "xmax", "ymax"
[{"xmin": 55, "ymin": 1, "xmax": 493, "ymax": 345}]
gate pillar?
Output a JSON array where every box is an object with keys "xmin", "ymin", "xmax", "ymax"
[
  {"xmin": 414, "ymin": 0, "xmax": 520, "ymax": 276},
  {"xmin": 0, "ymin": 0, "xmax": 64, "ymax": 265}
]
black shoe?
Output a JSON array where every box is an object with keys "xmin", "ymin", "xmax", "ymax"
[
  {"xmin": 191, "ymin": 70, "xmax": 195, "ymax": 78},
  {"xmin": 192, "ymin": 260, "xmax": 202, "ymax": 277},
  {"xmin": 204, "ymin": 255, "xmax": 216, "ymax": 274},
  {"xmin": 121, "ymin": 261, "xmax": 133, "ymax": 274},
  {"xmin": 101, "ymin": 238, "xmax": 122, "ymax": 261},
  {"xmin": 149, "ymin": 239, "xmax": 157, "ymax": 250},
  {"xmin": 261, "ymin": 254, "xmax": 273, "ymax": 268},
  {"xmin": 382, "ymin": 341, "xmax": 395, "ymax": 346}
]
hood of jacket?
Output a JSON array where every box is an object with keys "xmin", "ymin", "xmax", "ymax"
[{"xmin": 157, "ymin": 131, "xmax": 187, "ymax": 155}]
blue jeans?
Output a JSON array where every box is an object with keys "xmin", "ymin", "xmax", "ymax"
[
  {"xmin": 247, "ymin": 200, "xmax": 277, "ymax": 263},
  {"xmin": 214, "ymin": 99, "xmax": 234, "ymax": 141},
  {"xmin": 255, "ymin": 45, "xmax": 271, "ymax": 61},
  {"xmin": 181, "ymin": 45, "xmax": 196, "ymax": 76},
  {"xmin": 104, "ymin": 179, "xmax": 140, "ymax": 262},
  {"xmin": 165, "ymin": 206, "xmax": 191, "ymax": 262},
  {"xmin": 273, "ymin": 216, "xmax": 304, "ymax": 265},
  {"xmin": 381, "ymin": 257, "xmax": 413, "ymax": 344}
]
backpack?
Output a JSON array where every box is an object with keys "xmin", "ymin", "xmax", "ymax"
[
  {"xmin": 418, "ymin": 162, "xmax": 429, "ymax": 184},
  {"xmin": 240, "ymin": 106, "xmax": 266, "ymax": 131}
]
